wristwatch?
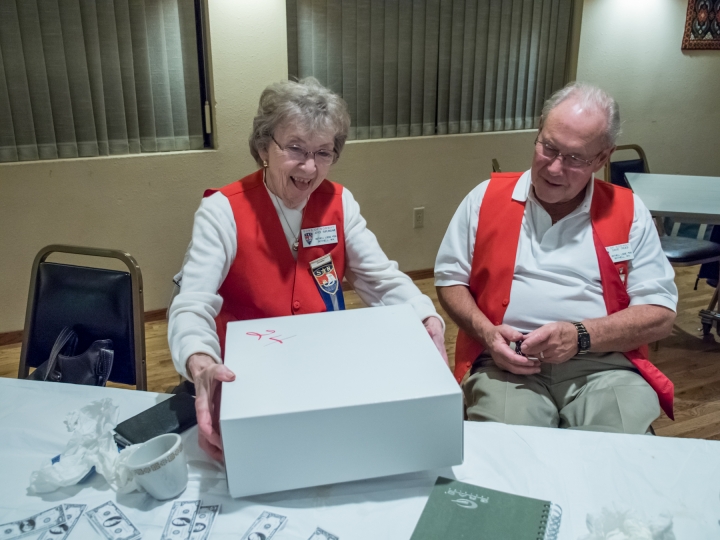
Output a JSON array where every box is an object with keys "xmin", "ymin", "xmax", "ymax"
[{"xmin": 573, "ymin": 322, "xmax": 591, "ymax": 355}]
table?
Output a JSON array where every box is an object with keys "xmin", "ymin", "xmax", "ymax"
[
  {"xmin": 1, "ymin": 378, "xmax": 719, "ymax": 539},
  {"xmin": 625, "ymin": 172, "xmax": 720, "ymax": 223},
  {"xmin": 626, "ymin": 172, "xmax": 720, "ymax": 334}
]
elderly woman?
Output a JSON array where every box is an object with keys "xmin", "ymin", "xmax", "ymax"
[{"xmin": 168, "ymin": 78, "xmax": 447, "ymax": 461}]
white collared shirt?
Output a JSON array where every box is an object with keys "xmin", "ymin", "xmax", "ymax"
[
  {"xmin": 169, "ymin": 183, "xmax": 442, "ymax": 379},
  {"xmin": 434, "ymin": 170, "xmax": 678, "ymax": 333}
]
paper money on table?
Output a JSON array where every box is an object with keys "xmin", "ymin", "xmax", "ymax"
[
  {"xmin": 188, "ymin": 505, "xmax": 220, "ymax": 540},
  {"xmin": 160, "ymin": 500, "xmax": 200, "ymax": 540},
  {"xmin": 38, "ymin": 504, "xmax": 86, "ymax": 540},
  {"xmin": 240, "ymin": 511, "xmax": 287, "ymax": 540},
  {"xmin": 308, "ymin": 527, "xmax": 339, "ymax": 540},
  {"xmin": 86, "ymin": 501, "xmax": 142, "ymax": 540},
  {"xmin": 0, "ymin": 505, "xmax": 66, "ymax": 540}
]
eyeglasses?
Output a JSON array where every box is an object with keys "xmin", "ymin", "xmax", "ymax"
[
  {"xmin": 271, "ymin": 135, "xmax": 336, "ymax": 166},
  {"xmin": 534, "ymin": 136, "xmax": 601, "ymax": 170}
]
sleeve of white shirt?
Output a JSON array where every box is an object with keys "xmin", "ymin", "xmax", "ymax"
[
  {"xmin": 167, "ymin": 192, "xmax": 237, "ymax": 379},
  {"xmin": 342, "ymin": 188, "xmax": 444, "ymax": 330},
  {"xmin": 434, "ymin": 180, "xmax": 490, "ymax": 287},
  {"xmin": 626, "ymin": 194, "xmax": 679, "ymax": 312}
]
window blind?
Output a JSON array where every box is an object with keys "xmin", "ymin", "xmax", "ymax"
[
  {"xmin": 0, "ymin": 0, "xmax": 205, "ymax": 163},
  {"xmin": 287, "ymin": 0, "xmax": 573, "ymax": 140}
]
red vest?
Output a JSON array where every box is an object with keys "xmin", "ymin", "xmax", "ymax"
[
  {"xmin": 454, "ymin": 173, "xmax": 674, "ymax": 419},
  {"xmin": 205, "ymin": 170, "xmax": 346, "ymax": 355}
]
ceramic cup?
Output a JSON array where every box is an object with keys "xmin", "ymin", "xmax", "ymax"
[{"xmin": 127, "ymin": 433, "xmax": 188, "ymax": 500}]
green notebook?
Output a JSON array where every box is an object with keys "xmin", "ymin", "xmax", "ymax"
[{"xmin": 410, "ymin": 477, "xmax": 562, "ymax": 540}]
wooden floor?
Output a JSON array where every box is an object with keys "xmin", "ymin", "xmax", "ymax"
[{"xmin": 1, "ymin": 267, "xmax": 719, "ymax": 439}]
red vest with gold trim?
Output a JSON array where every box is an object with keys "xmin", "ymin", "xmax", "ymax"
[
  {"xmin": 454, "ymin": 172, "xmax": 674, "ymax": 419},
  {"xmin": 205, "ymin": 169, "xmax": 346, "ymax": 355}
]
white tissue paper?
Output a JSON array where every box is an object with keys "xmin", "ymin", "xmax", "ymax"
[
  {"xmin": 580, "ymin": 508, "xmax": 675, "ymax": 540},
  {"xmin": 28, "ymin": 398, "xmax": 143, "ymax": 495}
]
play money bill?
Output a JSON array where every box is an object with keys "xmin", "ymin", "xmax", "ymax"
[
  {"xmin": 240, "ymin": 511, "xmax": 287, "ymax": 540},
  {"xmin": 38, "ymin": 504, "xmax": 86, "ymax": 540},
  {"xmin": 86, "ymin": 501, "xmax": 141, "ymax": 540},
  {"xmin": 188, "ymin": 505, "xmax": 220, "ymax": 540},
  {"xmin": 161, "ymin": 500, "xmax": 200, "ymax": 540},
  {"xmin": 308, "ymin": 527, "xmax": 339, "ymax": 540},
  {"xmin": 0, "ymin": 505, "xmax": 66, "ymax": 540}
]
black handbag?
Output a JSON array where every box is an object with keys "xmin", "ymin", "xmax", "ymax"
[{"xmin": 27, "ymin": 327, "xmax": 114, "ymax": 386}]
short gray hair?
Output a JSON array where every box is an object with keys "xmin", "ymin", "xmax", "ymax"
[
  {"xmin": 540, "ymin": 81, "xmax": 621, "ymax": 147},
  {"xmin": 249, "ymin": 77, "xmax": 351, "ymax": 167}
]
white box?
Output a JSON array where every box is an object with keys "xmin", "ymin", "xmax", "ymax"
[{"xmin": 220, "ymin": 304, "xmax": 463, "ymax": 498}]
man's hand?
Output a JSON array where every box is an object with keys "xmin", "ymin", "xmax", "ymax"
[
  {"xmin": 186, "ymin": 353, "xmax": 236, "ymax": 462},
  {"xmin": 520, "ymin": 322, "xmax": 578, "ymax": 364},
  {"xmin": 423, "ymin": 316, "xmax": 449, "ymax": 366},
  {"xmin": 483, "ymin": 324, "xmax": 541, "ymax": 375}
]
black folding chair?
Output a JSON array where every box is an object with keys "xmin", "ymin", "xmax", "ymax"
[
  {"xmin": 604, "ymin": 144, "xmax": 649, "ymax": 190},
  {"xmin": 607, "ymin": 145, "xmax": 720, "ymax": 337},
  {"xmin": 18, "ymin": 245, "xmax": 147, "ymax": 389}
]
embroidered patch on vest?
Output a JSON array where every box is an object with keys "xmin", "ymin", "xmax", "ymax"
[{"xmin": 310, "ymin": 254, "xmax": 346, "ymax": 311}]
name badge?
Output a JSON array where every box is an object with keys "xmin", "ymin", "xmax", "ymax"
[
  {"xmin": 302, "ymin": 225, "xmax": 338, "ymax": 247},
  {"xmin": 606, "ymin": 243, "xmax": 634, "ymax": 263}
]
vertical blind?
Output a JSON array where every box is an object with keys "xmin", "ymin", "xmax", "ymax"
[
  {"xmin": 287, "ymin": 0, "xmax": 573, "ymax": 140},
  {"xmin": 0, "ymin": 0, "xmax": 205, "ymax": 163}
]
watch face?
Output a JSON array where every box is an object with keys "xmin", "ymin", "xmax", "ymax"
[{"xmin": 579, "ymin": 334, "xmax": 591, "ymax": 350}]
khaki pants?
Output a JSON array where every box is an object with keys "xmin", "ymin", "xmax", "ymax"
[{"xmin": 462, "ymin": 352, "xmax": 660, "ymax": 434}]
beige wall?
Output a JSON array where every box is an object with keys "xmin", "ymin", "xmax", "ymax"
[
  {"xmin": 0, "ymin": 0, "xmax": 716, "ymax": 333},
  {"xmin": 0, "ymin": 0, "xmax": 289, "ymax": 332},
  {"xmin": 577, "ymin": 0, "xmax": 720, "ymax": 176}
]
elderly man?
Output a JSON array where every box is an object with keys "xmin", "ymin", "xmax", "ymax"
[{"xmin": 435, "ymin": 82, "xmax": 678, "ymax": 433}]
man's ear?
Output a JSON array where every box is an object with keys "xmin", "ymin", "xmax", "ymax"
[{"xmin": 593, "ymin": 145, "xmax": 616, "ymax": 174}]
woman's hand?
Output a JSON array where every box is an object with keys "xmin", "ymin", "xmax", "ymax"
[
  {"xmin": 186, "ymin": 353, "xmax": 236, "ymax": 462},
  {"xmin": 423, "ymin": 316, "xmax": 449, "ymax": 366}
]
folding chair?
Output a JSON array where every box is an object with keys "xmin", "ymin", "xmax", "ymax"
[
  {"xmin": 604, "ymin": 144, "xmax": 649, "ymax": 189},
  {"xmin": 18, "ymin": 245, "xmax": 147, "ymax": 389},
  {"xmin": 606, "ymin": 145, "xmax": 720, "ymax": 337}
]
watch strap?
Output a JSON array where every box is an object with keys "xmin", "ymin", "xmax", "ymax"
[{"xmin": 573, "ymin": 322, "xmax": 590, "ymax": 355}]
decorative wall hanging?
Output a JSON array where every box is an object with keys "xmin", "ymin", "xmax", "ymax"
[{"xmin": 682, "ymin": 0, "xmax": 720, "ymax": 50}]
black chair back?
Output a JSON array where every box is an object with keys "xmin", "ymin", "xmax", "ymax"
[
  {"xmin": 605, "ymin": 144, "xmax": 649, "ymax": 190},
  {"xmin": 609, "ymin": 158, "xmax": 646, "ymax": 189},
  {"xmin": 698, "ymin": 224, "xmax": 720, "ymax": 288},
  {"xmin": 19, "ymin": 246, "xmax": 146, "ymax": 389}
]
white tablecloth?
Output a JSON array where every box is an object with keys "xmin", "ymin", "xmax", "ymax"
[{"xmin": 1, "ymin": 378, "xmax": 718, "ymax": 539}]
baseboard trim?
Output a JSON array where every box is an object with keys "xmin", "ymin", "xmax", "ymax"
[
  {"xmin": 0, "ymin": 308, "xmax": 169, "ymax": 347},
  {"xmin": 406, "ymin": 268, "xmax": 435, "ymax": 281},
  {"xmin": 0, "ymin": 331, "xmax": 24, "ymax": 347},
  {"xmin": 342, "ymin": 267, "xmax": 434, "ymax": 291},
  {"xmin": 0, "ymin": 269, "xmax": 435, "ymax": 346},
  {"xmin": 145, "ymin": 309, "xmax": 167, "ymax": 323}
]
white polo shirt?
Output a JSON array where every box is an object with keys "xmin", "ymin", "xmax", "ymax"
[{"xmin": 434, "ymin": 170, "xmax": 678, "ymax": 333}]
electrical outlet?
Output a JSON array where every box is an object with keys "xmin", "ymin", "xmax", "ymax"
[{"xmin": 413, "ymin": 207, "xmax": 425, "ymax": 229}]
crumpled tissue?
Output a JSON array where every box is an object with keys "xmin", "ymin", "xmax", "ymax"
[
  {"xmin": 28, "ymin": 398, "xmax": 142, "ymax": 495},
  {"xmin": 579, "ymin": 508, "xmax": 675, "ymax": 540}
]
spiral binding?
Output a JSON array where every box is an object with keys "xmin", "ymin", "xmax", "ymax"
[
  {"xmin": 537, "ymin": 504, "xmax": 550, "ymax": 540},
  {"xmin": 539, "ymin": 503, "xmax": 562, "ymax": 540}
]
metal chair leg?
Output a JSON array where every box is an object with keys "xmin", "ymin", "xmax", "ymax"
[{"xmin": 707, "ymin": 286, "xmax": 718, "ymax": 312}]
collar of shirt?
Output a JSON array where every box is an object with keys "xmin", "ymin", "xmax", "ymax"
[{"xmin": 510, "ymin": 169, "xmax": 596, "ymax": 239}]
